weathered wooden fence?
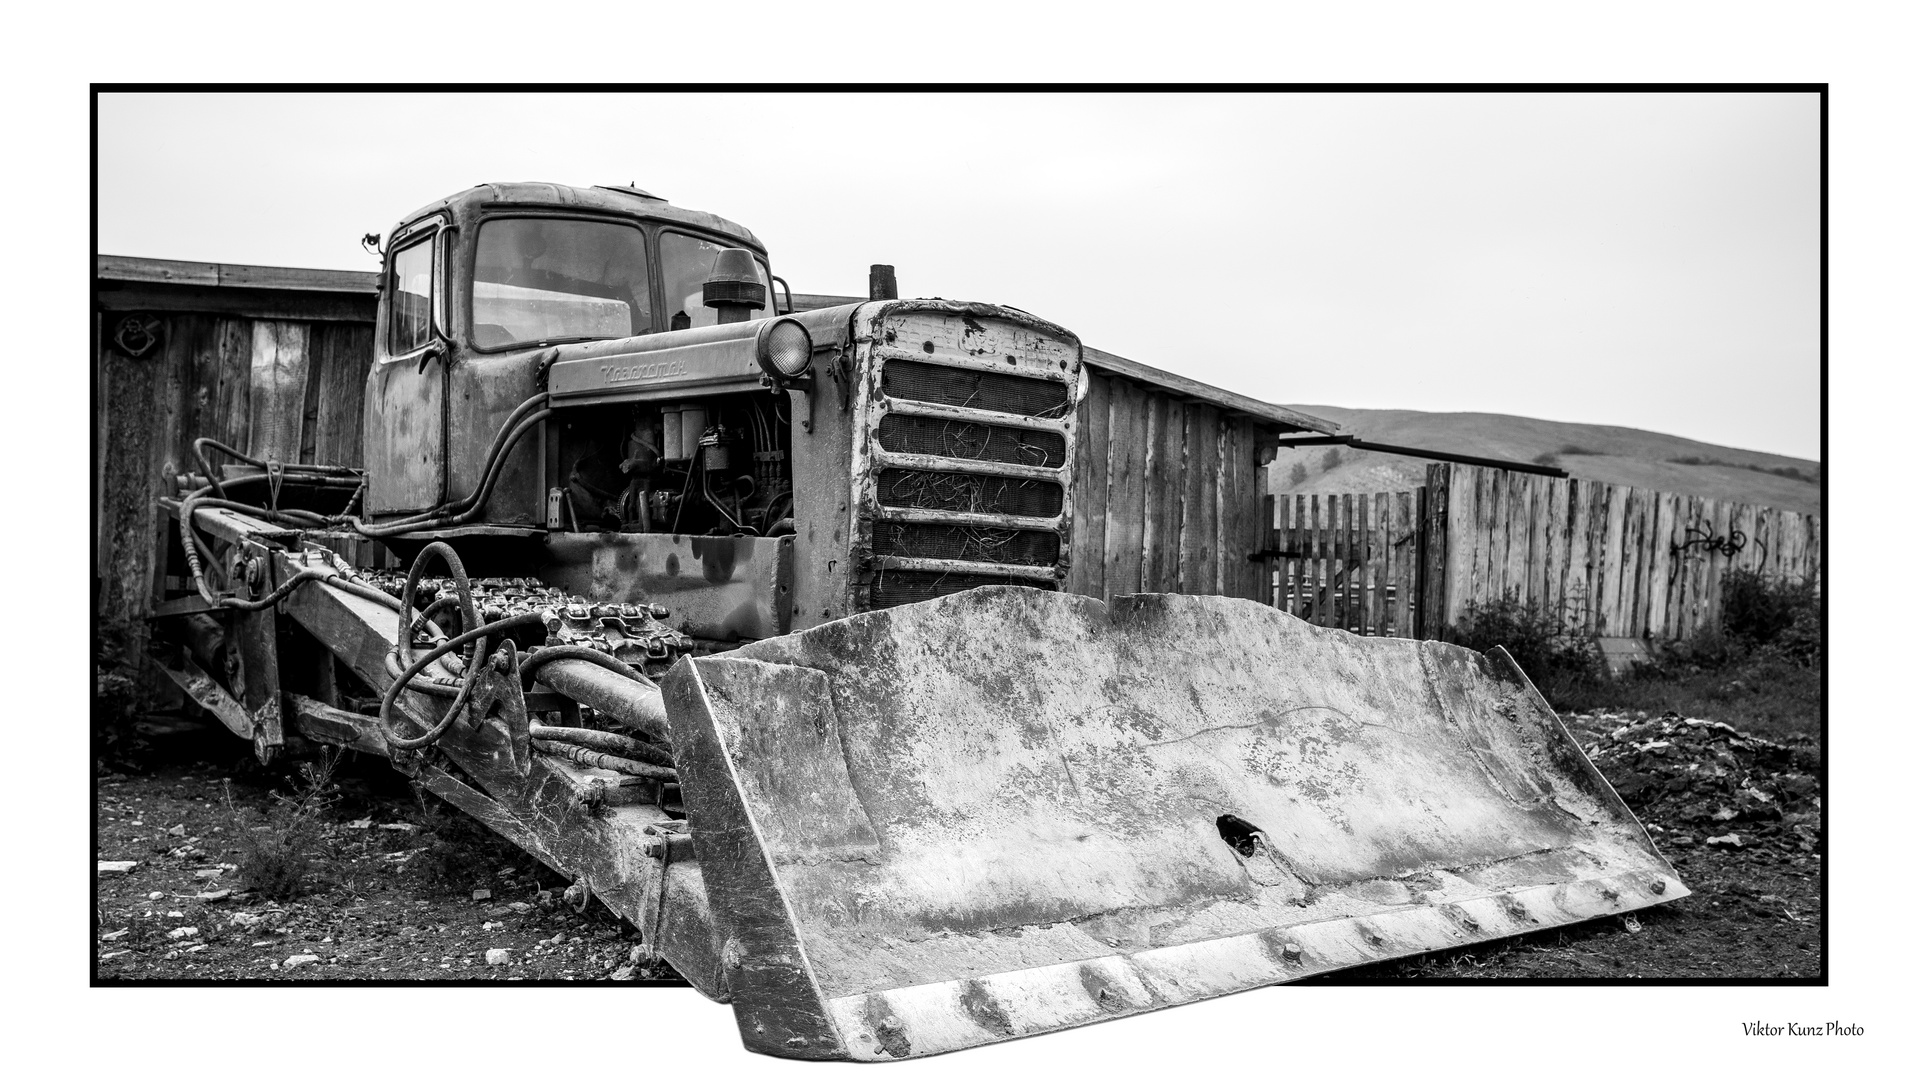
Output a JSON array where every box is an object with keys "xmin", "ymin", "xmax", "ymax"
[
  {"xmin": 1425, "ymin": 463, "xmax": 1821, "ymax": 641},
  {"xmin": 1269, "ymin": 488, "xmax": 1428, "ymax": 637},
  {"xmin": 1264, "ymin": 463, "xmax": 1823, "ymax": 642},
  {"xmin": 95, "ymin": 258, "xmax": 385, "ymax": 696}
]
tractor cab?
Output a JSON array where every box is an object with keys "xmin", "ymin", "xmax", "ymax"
[{"xmin": 361, "ymin": 183, "xmax": 838, "ymax": 645}]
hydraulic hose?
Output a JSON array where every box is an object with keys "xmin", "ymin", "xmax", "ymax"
[
  {"xmin": 395, "ymin": 542, "xmax": 482, "ymax": 675},
  {"xmin": 529, "ymin": 739, "xmax": 676, "ymax": 780},
  {"xmin": 517, "ymin": 645, "xmax": 654, "ymax": 692},
  {"xmin": 527, "ymin": 723, "xmax": 675, "ymax": 768},
  {"xmin": 378, "ymin": 611, "xmax": 546, "ymax": 751}
]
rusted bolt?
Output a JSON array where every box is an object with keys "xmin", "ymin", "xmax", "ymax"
[
  {"xmin": 1601, "ymin": 887, "xmax": 1620, "ymax": 902},
  {"xmin": 1281, "ymin": 942, "xmax": 1303, "ymax": 963},
  {"xmin": 877, "ymin": 1015, "xmax": 903, "ymax": 1034},
  {"xmin": 641, "ymin": 837, "xmax": 666, "ymax": 859},
  {"xmin": 1651, "ymin": 879, "xmax": 1667, "ymax": 895},
  {"xmin": 562, "ymin": 882, "xmax": 590, "ymax": 912},
  {"xmin": 722, "ymin": 938, "xmax": 744, "ymax": 970},
  {"xmin": 785, "ymin": 1036, "xmax": 809, "ymax": 1049}
]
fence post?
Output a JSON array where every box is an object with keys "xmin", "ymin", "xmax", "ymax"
[
  {"xmin": 1418, "ymin": 465, "xmax": 1450, "ymax": 640},
  {"xmin": 1259, "ymin": 492, "xmax": 1276, "ymax": 607}
]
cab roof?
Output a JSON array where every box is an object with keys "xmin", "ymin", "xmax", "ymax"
[{"xmin": 391, "ymin": 182, "xmax": 765, "ymax": 254}]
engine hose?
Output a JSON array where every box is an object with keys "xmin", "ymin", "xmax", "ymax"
[
  {"xmin": 517, "ymin": 645, "xmax": 655, "ymax": 692},
  {"xmin": 527, "ymin": 723, "xmax": 674, "ymax": 768},
  {"xmin": 441, "ymin": 391, "xmax": 550, "ymax": 515},
  {"xmin": 352, "ymin": 408, "xmax": 552, "ymax": 537},
  {"xmin": 419, "ymin": 408, "xmax": 553, "ymax": 524},
  {"xmin": 529, "ymin": 738, "xmax": 675, "ymax": 781},
  {"xmin": 379, "ymin": 611, "xmax": 546, "ymax": 750},
  {"xmin": 351, "ymin": 394, "xmax": 550, "ymax": 532}
]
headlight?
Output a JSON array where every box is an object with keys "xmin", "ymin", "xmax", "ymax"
[{"xmin": 756, "ymin": 318, "xmax": 813, "ymax": 382}]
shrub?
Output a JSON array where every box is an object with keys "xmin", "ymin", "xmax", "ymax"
[
  {"xmin": 1666, "ymin": 455, "xmax": 1818, "ymax": 483},
  {"xmin": 1448, "ymin": 591, "xmax": 1604, "ymax": 702},
  {"xmin": 1532, "ymin": 452, "xmax": 1561, "ymax": 468},
  {"xmin": 1320, "ymin": 448, "xmax": 1342, "ymax": 471},
  {"xmin": 1721, "ymin": 569, "xmax": 1820, "ymax": 658},
  {"xmin": 227, "ymin": 749, "xmax": 341, "ymax": 900},
  {"xmin": 1288, "ymin": 462, "xmax": 1308, "ymax": 487},
  {"xmin": 1557, "ymin": 445, "xmax": 1599, "ymax": 456}
]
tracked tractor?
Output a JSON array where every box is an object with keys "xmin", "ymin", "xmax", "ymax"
[{"xmin": 145, "ymin": 181, "xmax": 1686, "ymax": 1059}]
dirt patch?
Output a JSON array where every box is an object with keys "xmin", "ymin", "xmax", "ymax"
[{"xmin": 93, "ymin": 728, "xmax": 680, "ymax": 983}]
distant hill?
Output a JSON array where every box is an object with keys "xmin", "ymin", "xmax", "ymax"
[{"xmin": 1274, "ymin": 406, "xmax": 1822, "ymax": 516}]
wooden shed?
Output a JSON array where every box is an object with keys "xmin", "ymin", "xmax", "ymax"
[
  {"xmin": 95, "ymin": 255, "xmax": 384, "ymax": 688},
  {"xmin": 1063, "ymin": 347, "xmax": 1335, "ymax": 605}
]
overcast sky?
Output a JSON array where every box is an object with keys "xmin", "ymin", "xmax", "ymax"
[{"xmin": 97, "ymin": 91, "xmax": 1821, "ymax": 460}]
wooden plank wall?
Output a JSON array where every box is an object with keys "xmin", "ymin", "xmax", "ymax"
[
  {"xmin": 1065, "ymin": 371, "xmax": 1265, "ymax": 601},
  {"xmin": 96, "ymin": 310, "xmax": 380, "ymax": 681},
  {"xmin": 1423, "ymin": 463, "xmax": 1822, "ymax": 640},
  {"xmin": 1268, "ymin": 488, "xmax": 1423, "ymax": 637}
]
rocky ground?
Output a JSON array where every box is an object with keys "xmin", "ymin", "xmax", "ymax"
[
  {"xmin": 94, "ymin": 707, "xmax": 1822, "ymax": 983},
  {"xmin": 93, "ymin": 725, "xmax": 678, "ymax": 983}
]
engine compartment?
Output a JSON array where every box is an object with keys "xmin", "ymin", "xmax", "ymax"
[{"xmin": 550, "ymin": 391, "xmax": 794, "ymax": 539}]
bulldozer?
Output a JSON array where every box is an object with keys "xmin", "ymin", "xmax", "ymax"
[{"xmin": 143, "ymin": 181, "xmax": 1687, "ymax": 1059}]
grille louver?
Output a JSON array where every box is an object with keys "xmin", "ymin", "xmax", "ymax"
[{"xmin": 853, "ymin": 306, "xmax": 1079, "ymax": 612}]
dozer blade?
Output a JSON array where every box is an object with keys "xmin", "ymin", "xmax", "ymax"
[{"xmin": 661, "ymin": 587, "xmax": 1687, "ymax": 1060}]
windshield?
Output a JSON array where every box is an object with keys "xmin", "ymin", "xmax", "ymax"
[
  {"xmin": 471, "ymin": 218, "xmax": 651, "ymax": 349},
  {"xmin": 660, "ymin": 231, "xmax": 775, "ymax": 330}
]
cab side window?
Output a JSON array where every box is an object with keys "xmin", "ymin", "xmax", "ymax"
[{"xmin": 389, "ymin": 235, "xmax": 434, "ymax": 355}]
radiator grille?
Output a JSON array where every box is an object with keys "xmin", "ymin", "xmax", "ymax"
[
  {"xmin": 860, "ymin": 313, "xmax": 1078, "ymax": 613},
  {"xmin": 871, "ymin": 570, "xmax": 1056, "ymax": 609},
  {"xmin": 875, "ymin": 469, "xmax": 1064, "ymax": 518},
  {"xmin": 881, "ymin": 359, "xmax": 1069, "ymax": 417},
  {"xmin": 871, "ymin": 523, "xmax": 1060, "ymax": 567},
  {"xmin": 877, "ymin": 414, "xmax": 1067, "ymax": 468}
]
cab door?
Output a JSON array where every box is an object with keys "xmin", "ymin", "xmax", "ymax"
[{"xmin": 365, "ymin": 226, "xmax": 448, "ymax": 513}]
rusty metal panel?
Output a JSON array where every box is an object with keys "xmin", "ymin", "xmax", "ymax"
[
  {"xmin": 665, "ymin": 587, "xmax": 1686, "ymax": 1060},
  {"xmin": 540, "ymin": 532, "xmax": 794, "ymax": 641},
  {"xmin": 362, "ymin": 353, "xmax": 447, "ymax": 512}
]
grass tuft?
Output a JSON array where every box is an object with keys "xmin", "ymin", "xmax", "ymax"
[{"xmin": 226, "ymin": 749, "xmax": 342, "ymax": 901}]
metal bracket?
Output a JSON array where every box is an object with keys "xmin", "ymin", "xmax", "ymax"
[
  {"xmin": 251, "ymin": 698, "xmax": 284, "ymax": 766},
  {"xmin": 151, "ymin": 643, "xmax": 254, "ymax": 739},
  {"xmin": 464, "ymin": 639, "xmax": 532, "ymax": 778},
  {"xmin": 1247, "ymin": 549, "xmax": 1307, "ymax": 563}
]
